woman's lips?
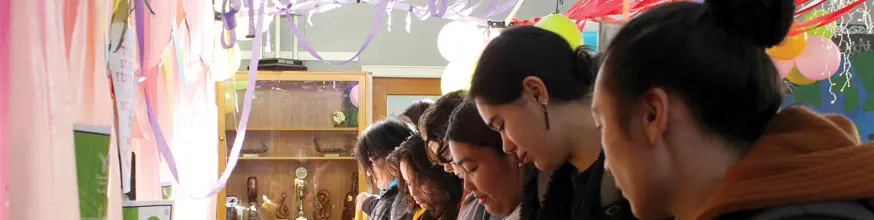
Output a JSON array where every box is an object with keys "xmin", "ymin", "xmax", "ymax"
[{"xmin": 518, "ymin": 152, "xmax": 530, "ymax": 163}]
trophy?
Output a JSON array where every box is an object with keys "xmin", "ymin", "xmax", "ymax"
[
  {"xmin": 341, "ymin": 172, "xmax": 358, "ymax": 220},
  {"xmin": 247, "ymin": 177, "xmax": 258, "ymax": 204},
  {"xmin": 332, "ymin": 111, "xmax": 347, "ymax": 127},
  {"xmin": 295, "ymin": 167, "xmax": 309, "ymax": 220},
  {"xmin": 276, "ymin": 192, "xmax": 290, "ymax": 219},
  {"xmin": 314, "ymin": 189, "xmax": 333, "ymax": 220}
]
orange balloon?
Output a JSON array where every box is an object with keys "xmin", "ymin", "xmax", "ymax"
[
  {"xmin": 786, "ymin": 65, "xmax": 816, "ymax": 86},
  {"xmin": 767, "ymin": 32, "xmax": 808, "ymax": 60}
]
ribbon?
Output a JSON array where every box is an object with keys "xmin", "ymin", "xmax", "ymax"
[
  {"xmin": 143, "ymin": 0, "xmax": 267, "ymax": 198},
  {"xmin": 171, "ymin": 16, "xmax": 187, "ymax": 88},
  {"xmin": 283, "ymin": 0, "xmax": 388, "ymax": 64},
  {"xmin": 220, "ymin": 0, "xmax": 239, "ymax": 49},
  {"xmin": 427, "ymin": 0, "xmax": 450, "ymax": 18},
  {"xmin": 481, "ymin": 0, "xmax": 518, "ymax": 19},
  {"xmin": 789, "ymin": 0, "xmax": 865, "ymax": 36},
  {"xmin": 136, "ymin": 0, "xmax": 146, "ymax": 78}
]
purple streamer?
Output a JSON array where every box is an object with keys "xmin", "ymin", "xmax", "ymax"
[
  {"xmin": 427, "ymin": 0, "xmax": 450, "ymax": 18},
  {"xmin": 284, "ymin": 0, "xmax": 388, "ymax": 64},
  {"xmin": 135, "ymin": 0, "xmax": 145, "ymax": 76},
  {"xmin": 482, "ymin": 0, "xmax": 518, "ymax": 19},
  {"xmin": 143, "ymin": 0, "xmax": 267, "ymax": 198},
  {"xmin": 142, "ymin": 89, "xmax": 181, "ymax": 182},
  {"xmin": 247, "ymin": 0, "xmax": 256, "ymax": 38},
  {"xmin": 221, "ymin": 0, "xmax": 239, "ymax": 49}
]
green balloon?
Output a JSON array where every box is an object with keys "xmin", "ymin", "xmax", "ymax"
[
  {"xmin": 148, "ymin": 217, "xmax": 160, "ymax": 220},
  {"xmin": 803, "ymin": 9, "xmax": 836, "ymax": 38},
  {"xmin": 535, "ymin": 14, "xmax": 583, "ymax": 49}
]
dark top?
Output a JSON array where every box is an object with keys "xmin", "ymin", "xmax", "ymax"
[
  {"xmin": 717, "ymin": 200, "xmax": 874, "ymax": 220},
  {"xmin": 362, "ymin": 185, "xmax": 409, "ymax": 220},
  {"xmin": 521, "ymin": 153, "xmax": 636, "ymax": 220}
]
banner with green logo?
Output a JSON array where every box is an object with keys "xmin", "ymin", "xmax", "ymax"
[
  {"xmin": 73, "ymin": 124, "xmax": 111, "ymax": 219},
  {"xmin": 123, "ymin": 201, "xmax": 174, "ymax": 220}
]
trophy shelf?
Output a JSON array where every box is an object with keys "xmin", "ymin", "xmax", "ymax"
[
  {"xmin": 239, "ymin": 156, "xmax": 357, "ymax": 161},
  {"xmin": 227, "ymin": 127, "xmax": 359, "ymax": 131},
  {"xmin": 216, "ymin": 71, "xmax": 369, "ymax": 220}
]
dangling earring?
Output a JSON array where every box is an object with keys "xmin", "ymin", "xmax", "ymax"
[{"xmin": 536, "ymin": 96, "xmax": 550, "ymax": 130}]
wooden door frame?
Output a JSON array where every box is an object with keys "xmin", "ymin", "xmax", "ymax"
[{"xmin": 371, "ymin": 77, "xmax": 442, "ymax": 123}]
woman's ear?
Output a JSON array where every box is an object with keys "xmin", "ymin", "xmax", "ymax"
[{"xmin": 522, "ymin": 76, "xmax": 549, "ymax": 102}]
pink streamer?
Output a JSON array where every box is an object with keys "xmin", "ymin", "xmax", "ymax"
[
  {"xmin": 143, "ymin": 0, "xmax": 266, "ymax": 198},
  {"xmin": 0, "ymin": 0, "xmax": 9, "ymax": 216}
]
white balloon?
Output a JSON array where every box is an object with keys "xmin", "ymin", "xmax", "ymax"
[
  {"xmin": 441, "ymin": 59, "xmax": 477, "ymax": 95},
  {"xmin": 437, "ymin": 21, "xmax": 486, "ymax": 62}
]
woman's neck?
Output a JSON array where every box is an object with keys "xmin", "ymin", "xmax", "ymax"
[
  {"xmin": 671, "ymin": 134, "xmax": 745, "ymax": 219},
  {"xmin": 553, "ymin": 102, "xmax": 601, "ymax": 172}
]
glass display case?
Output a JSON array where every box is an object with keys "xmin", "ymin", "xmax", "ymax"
[{"xmin": 216, "ymin": 71, "xmax": 369, "ymax": 220}]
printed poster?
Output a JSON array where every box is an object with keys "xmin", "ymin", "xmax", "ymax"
[
  {"xmin": 108, "ymin": 22, "xmax": 136, "ymax": 194},
  {"xmin": 74, "ymin": 124, "xmax": 112, "ymax": 220}
]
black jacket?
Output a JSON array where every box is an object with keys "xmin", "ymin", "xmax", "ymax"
[
  {"xmin": 362, "ymin": 185, "xmax": 410, "ymax": 220},
  {"xmin": 521, "ymin": 153, "xmax": 636, "ymax": 220}
]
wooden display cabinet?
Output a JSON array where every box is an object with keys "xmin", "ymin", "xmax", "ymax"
[{"xmin": 216, "ymin": 71, "xmax": 370, "ymax": 220}]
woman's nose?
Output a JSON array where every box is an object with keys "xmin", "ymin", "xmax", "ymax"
[
  {"xmin": 462, "ymin": 177, "xmax": 476, "ymax": 192},
  {"xmin": 502, "ymin": 135, "xmax": 517, "ymax": 153}
]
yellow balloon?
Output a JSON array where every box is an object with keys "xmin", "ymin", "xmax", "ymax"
[
  {"xmin": 230, "ymin": 80, "xmax": 248, "ymax": 90},
  {"xmin": 767, "ymin": 31, "xmax": 808, "ymax": 60},
  {"xmin": 786, "ymin": 66, "xmax": 816, "ymax": 86},
  {"xmin": 224, "ymin": 86, "xmax": 237, "ymax": 113},
  {"xmin": 535, "ymin": 14, "xmax": 582, "ymax": 49}
]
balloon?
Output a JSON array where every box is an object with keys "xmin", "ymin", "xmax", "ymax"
[
  {"xmin": 535, "ymin": 14, "xmax": 582, "ymax": 49},
  {"xmin": 795, "ymin": 35, "xmax": 841, "ymax": 81},
  {"xmin": 803, "ymin": 9, "xmax": 836, "ymax": 38},
  {"xmin": 770, "ymin": 57, "xmax": 794, "ymax": 79},
  {"xmin": 350, "ymin": 85, "xmax": 360, "ymax": 108},
  {"xmin": 767, "ymin": 32, "xmax": 807, "ymax": 60},
  {"xmin": 437, "ymin": 21, "xmax": 486, "ymax": 62},
  {"xmin": 211, "ymin": 23, "xmax": 242, "ymax": 82},
  {"xmin": 786, "ymin": 66, "xmax": 817, "ymax": 86},
  {"xmin": 224, "ymin": 87, "xmax": 237, "ymax": 113},
  {"xmin": 230, "ymin": 80, "xmax": 248, "ymax": 90},
  {"xmin": 441, "ymin": 59, "xmax": 477, "ymax": 94}
]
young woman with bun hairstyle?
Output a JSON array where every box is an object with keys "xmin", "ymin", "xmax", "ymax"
[
  {"xmin": 469, "ymin": 25, "xmax": 635, "ymax": 219},
  {"xmin": 389, "ymin": 134, "xmax": 464, "ymax": 220},
  {"xmin": 446, "ymin": 101, "xmax": 529, "ymax": 220},
  {"xmin": 591, "ymin": 0, "xmax": 874, "ymax": 219},
  {"xmin": 354, "ymin": 118, "xmax": 415, "ymax": 220}
]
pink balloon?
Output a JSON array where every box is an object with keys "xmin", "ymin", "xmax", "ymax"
[
  {"xmin": 770, "ymin": 56, "xmax": 794, "ymax": 79},
  {"xmin": 350, "ymin": 85, "xmax": 360, "ymax": 108},
  {"xmin": 794, "ymin": 35, "xmax": 841, "ymax": 81}
]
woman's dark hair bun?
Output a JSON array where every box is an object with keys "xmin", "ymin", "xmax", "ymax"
[
  {"xmin": 572, "ymin": 45, "xmax": 598, "ymax": 90},
  {"xmin": 706, "ymin": 0, "xmax": 795, "ymax": 47}
]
